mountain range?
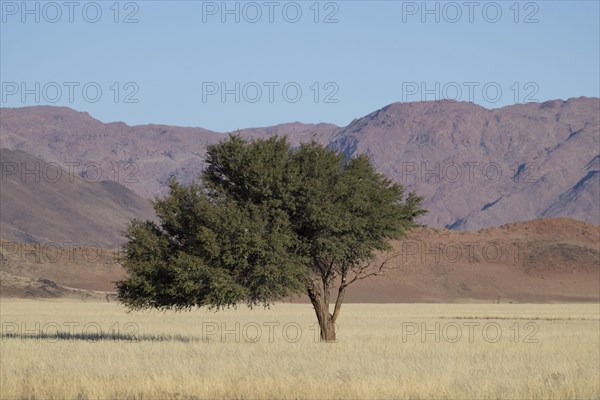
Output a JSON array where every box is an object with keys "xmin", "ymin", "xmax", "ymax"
[{"xmin": 0, "ymin": 97, "xmax": 598, "ymax": 244}]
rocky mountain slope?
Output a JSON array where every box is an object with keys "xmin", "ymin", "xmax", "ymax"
[
  {"xmin": 0, "ymin": 148, "xmax": 154, "ymax": 245},
  {"xmin": 1, "ymin": 97, "xmax": 598, "ymax": 231},
  {"xmin": 330, "ymin": 98, "xmax": 600, "ymax": 229}
]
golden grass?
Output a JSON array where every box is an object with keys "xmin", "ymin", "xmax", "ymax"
[{"xmin": 1, "ymin": 299, "xmax": 598, "ymax": 399}]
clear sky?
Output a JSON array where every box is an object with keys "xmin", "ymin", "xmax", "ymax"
[{"xmin": 1, "ymin": 0, "xmax": 599, "ymax": 132}]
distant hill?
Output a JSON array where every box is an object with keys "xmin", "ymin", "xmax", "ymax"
[
  {"xmin": 345, "ymin": 218, "xmax": 600, "ymax": 303},
  {"xmin": 0, "ymin": 106, "xmax": 338, "ymax": 199},
  {"xmin": 2, "ymin": 218, "xmax": 597, "ymax": 303},
  {"xmin": 330, "ymin": 97, "xmax": 600, "ymax": 229},
  {"xmin": 1, "ymin": 98, "xmax": 598, "ymax": 231},
  {"xmin": 0, "ymin": 148, "xmax": 154, "ymax": 246},
  {"xmin": 0, "ymin": 240, "xmax": 120, "ymax": 299}
]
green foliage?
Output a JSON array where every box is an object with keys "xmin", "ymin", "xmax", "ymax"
[{"xmin": 117, "ymin": 135, "xmax": 426, "ymax": 311}]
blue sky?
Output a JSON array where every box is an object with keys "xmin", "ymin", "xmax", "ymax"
[{"xmin": 1, "ymin": 0, "xmax": 599, "ymax": 132}]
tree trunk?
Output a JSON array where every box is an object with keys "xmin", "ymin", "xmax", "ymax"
[
  {"xmin": 315, "ymin": 307, "xmax": 336, "ymax": 342},
  {"xmin": 307, "ymin": 282, "xmax": 337, "ymax": 342}
]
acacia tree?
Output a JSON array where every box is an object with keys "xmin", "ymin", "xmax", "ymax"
[{"xmin": 117, "ymin": 135, "xmax": 425, "ymax": 341}]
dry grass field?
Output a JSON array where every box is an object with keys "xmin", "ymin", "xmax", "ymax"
[{"xmin": 1, "ymin": 299, "xmax": 598, "ymax": 399}]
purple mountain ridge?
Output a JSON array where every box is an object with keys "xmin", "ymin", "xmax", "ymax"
[{"xmin": 1, "ymin": 97, "xmax": 598, "ymax": 233}]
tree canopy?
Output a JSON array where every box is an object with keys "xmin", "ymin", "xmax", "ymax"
[{"xmin": 117, "ymin": 135, "xmax": 426, "ymax": 341}]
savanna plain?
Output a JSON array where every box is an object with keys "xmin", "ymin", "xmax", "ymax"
[{"xmin": 0, "ymin": 299, "xmax": 598, "ymax": 399}]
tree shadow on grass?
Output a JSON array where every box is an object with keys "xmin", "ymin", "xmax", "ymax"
[{"xmin": 0, "ymin": 332, "xmax": 209, "ymax": 343}]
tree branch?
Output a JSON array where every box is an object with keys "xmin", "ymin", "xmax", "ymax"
[
  {"xmin": 331, "ymin": 271, "xmax": 347, "ymax": 324},
  {"xmin": 342, "ymin": 251, "xmax": 400, "ymax": 289}
]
